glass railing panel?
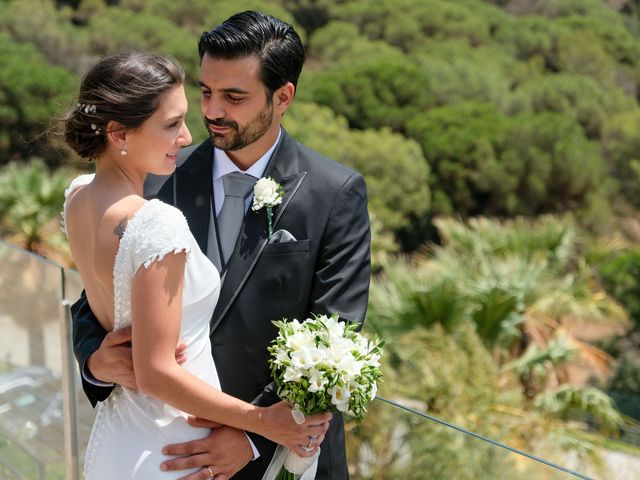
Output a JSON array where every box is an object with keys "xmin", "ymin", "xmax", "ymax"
[
  {"xmin": 346, "ymin": 396, "xmax": 599, "ymax": 480},
  {"xmin": 62, "ymin": 267, "xmax": 96, "ymax": 472},
  {"xmin": 0, "ymin": 241, "xmax": 68, "ymax": 479}
]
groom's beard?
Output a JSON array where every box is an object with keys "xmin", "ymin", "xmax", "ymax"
[{"xmin": 204, "ymin": 101, "xmax": 274, "ymax": 152}]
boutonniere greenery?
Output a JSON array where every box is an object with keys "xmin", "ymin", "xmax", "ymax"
[{"xmin": 252, "ymin": 177, "xmax": 284, "ymax": 237}]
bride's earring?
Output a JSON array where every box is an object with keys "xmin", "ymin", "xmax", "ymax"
[{"xmin": 120, "ymin": 143, "xmax": 128, "ymax": 156}]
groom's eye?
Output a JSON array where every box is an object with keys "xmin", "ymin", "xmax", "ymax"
[
  {"xmin": 227, "ymin": 95, "xmax": 243, "ymax": 103},
  {"xmin": 201, "ymin": 89, "xmax": 211, "ymax": 97}
]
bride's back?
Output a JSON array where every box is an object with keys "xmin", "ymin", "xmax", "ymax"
[{"xmin": 65, "ymin": 180, "xmax": 145, "ymax": 332}]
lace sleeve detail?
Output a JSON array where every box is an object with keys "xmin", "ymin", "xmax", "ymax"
[
  {"xmin": 128, "ymin": 200, "xmax": 192, "ymax": 272},
  {"xmin": 61, "ymin": 173, "xmax": 95, "ymax": 234}
]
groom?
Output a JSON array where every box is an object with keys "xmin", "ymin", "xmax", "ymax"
[{"xmin": 72, "ymin": 10, "xmax": 370, "ymax": 479}]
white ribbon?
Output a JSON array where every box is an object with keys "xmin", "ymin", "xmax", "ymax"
[{"xmin": 262, "ymin": 445, "xmax": 320, "ymax": 480}]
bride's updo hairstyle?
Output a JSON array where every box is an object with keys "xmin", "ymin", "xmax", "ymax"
[{"xmin": 65, "ymin": 51, "xmax": 185, "ymax": 160}]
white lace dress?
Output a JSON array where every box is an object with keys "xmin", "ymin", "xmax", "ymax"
[{"xmin": 63, "ymin": 175, "xmax": 221, "ymax": 479}]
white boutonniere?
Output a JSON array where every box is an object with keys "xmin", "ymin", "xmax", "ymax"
[{"xmin": 252, "ymin": 177, "xmax": 284, "ymax": 237}]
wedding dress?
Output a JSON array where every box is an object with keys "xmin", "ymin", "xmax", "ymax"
[{"xmin": 63, "ymin": 174, "xmax": 221, "ymax": 479}]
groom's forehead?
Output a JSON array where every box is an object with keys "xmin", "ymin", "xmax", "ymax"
[{"xmin": 199, "ymin": 54, "xmax": 263, "ymax": 87}]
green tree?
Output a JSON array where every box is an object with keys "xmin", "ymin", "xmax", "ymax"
[
  {"xmin": 597, "ymin": 248, "xmax": 640, "ymax": 329},
  {"xmin": 284, "ymin": 102, "xmax": 430, "ymax": 249},
  {"xmin": 556, "ymin": 30, "xmax": 619, "ymax": 89},
  {"xmin": 0, "ymin": 0, "xmax": 90, "ymax": 73},
  {"xmin": 0, "ymin": 33, "xmax": 77, "ymax": 165},
  {"xmin": 410, "ymin": 39, "xmax": 525, "ymax": 110},
  {"xmin": 408, "ymin": 105, "xmax": 610, "ymax": 220},
  {"xmin": 602, "ymin": 110, "xmax": 640, "ymax": 207},
  {"xmin": 87, "ymin": 7, "xmax": 200, "ymax": 83},
  {"xmin": 508, "ymin": 73, "xmax": 632, "ymax": 139},
  {"xmin": 493, "ymin": 16, "xmax": 568, "ymax": 68},
  {"xmin": 332, "ymin": 0, "xmax": 507, "ymax": 51},
  {"xmin": 307, "ymin": 20, "xmax": 401, "ymax": 68},
  {"xmin": 406, "ymin": 101, "xmax": 506, "ymax": 216},
  {"xmin": 308, "ymin": 53, "xmax": 432, "ymax": 131}
]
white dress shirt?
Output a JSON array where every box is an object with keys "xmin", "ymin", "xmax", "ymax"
[{"xmin": 212, "ymin": 127, "xmax": 281, "ymax": 214}]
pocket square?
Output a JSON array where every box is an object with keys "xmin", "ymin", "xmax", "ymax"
[{"xmin": 269, "ymin": 229, "xmax": 297, "ymax": 244}]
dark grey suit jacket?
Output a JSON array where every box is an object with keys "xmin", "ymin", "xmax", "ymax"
[{"xmin": 71, "ymin": 129, "xmax": 371, "ymax": 479}]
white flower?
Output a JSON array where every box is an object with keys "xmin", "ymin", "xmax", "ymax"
[
  {"xmin": 323, "ymin": 315, "xmax": 346, "ymax": 339},
  {"xmin": 286, "ymin": 330, "xmax": 316, "ymax": 352},
  {"xmin": 325, "ymin": 338, "xmax": 354, "ymax": 367},
  {"xmin": 273, "ymin": 348, "xmax": 290, "ymax": 366},
  {"xmin": 283, "ymin": 366, "xmax": 303, "ymax": 383},
  {"xmin": 336, "ymin": 354, "xmax": 365, "ymax": 382},
  {"xmin": 307, "ymin": 369, "xmax": 328, "ymax": 393},
  {"xmin": 328, "ymin": 385, "xmax": 351, "ymax": 412},
  {"xmin": 369, "ymin": 382, "xmax": 378, "ymax": 401},
  {"xmin": 252, "ymin": 177, "xmax": 283, "ymax": 211}
]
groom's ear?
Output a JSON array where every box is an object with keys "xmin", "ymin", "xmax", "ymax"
[{"xmin": 273, "ymin": 82, "xmax": 295, "ymax": 116}]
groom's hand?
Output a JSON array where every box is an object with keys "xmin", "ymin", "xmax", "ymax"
[
  {"xmin": 87, "ymin": 327, "xmax": 187, "ymax": 389},
  {"xmin": 161, "ymin": 423, "xmax": 252, "ymax": 479},
  {"xmin": 86, "ymin": 327, "xmax": 136, "ymax": 388}
]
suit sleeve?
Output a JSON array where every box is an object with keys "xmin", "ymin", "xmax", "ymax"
[
  {"xmin": 71, "ymin": 291, "xmax": 114, "ymax": 407},
  {"xmin": 309, "ymin": 172, "xmax": 371, "ymax": 328}
]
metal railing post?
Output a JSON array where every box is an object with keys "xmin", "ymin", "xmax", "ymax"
[{"xmin": 59, "ymin": 268, "xmax": 80, "ymax": 480}]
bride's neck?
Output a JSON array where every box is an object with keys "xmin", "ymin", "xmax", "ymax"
[{"xmin": 93, "ymin": 154, "xmax": 145, "ymax": 197}]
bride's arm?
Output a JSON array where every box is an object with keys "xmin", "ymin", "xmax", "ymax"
[{"xmin": 131, "ymin": 252, "xmax": 329, "ymax": 457}]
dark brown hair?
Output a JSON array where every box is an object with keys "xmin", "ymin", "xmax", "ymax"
[
  {"xmin": 198, "ymin": 11, "xmax": 305, "ymax": 97},
  {"xmin": 64, "ymin": 51, "xmax": 185, "ymax": 160}
]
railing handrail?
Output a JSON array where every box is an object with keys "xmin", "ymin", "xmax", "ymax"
[{"xmin": 375, "ymin": 395, "xmax": 593, "ymax": 480}]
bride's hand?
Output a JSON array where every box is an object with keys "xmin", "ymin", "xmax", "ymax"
[{"xmin": 260, "ymin": 401, "xmax": 331, "ymax": 457}]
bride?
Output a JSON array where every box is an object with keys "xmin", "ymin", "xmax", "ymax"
[{"xmin": 62, "ymin": 51, "xmax": 329, "ymax": 479}]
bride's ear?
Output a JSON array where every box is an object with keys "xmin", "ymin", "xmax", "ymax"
[{"xmin": 106, "ymin": 120, "xmax": 127, "ymax": 150}]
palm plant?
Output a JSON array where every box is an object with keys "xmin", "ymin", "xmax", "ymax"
[
  {"xmin": 431, "ymin": 216, "xmax": 628, "ymax": 373},
  {"xmin": 0, "ymin": 159, "xmax": 75, "ymax": 262},
  {"xmin": 367, "ymin": 215, "xmax": 627, "ymax": 446}
]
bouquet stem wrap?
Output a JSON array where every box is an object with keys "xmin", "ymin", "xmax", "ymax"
[{"xmin": 262, "ymin": 445, "xmax": 320, "ymax": 480}]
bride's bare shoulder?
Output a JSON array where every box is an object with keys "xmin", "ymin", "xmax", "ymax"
[{"xmin": 102, "ymin": 195, "xmax": 147, "ymax": 241}]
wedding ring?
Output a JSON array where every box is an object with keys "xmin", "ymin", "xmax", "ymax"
[{"xmin": 206, "ymin": 465, "xmax": 214, "ymax": 478}]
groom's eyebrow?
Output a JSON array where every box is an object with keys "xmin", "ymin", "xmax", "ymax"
[{"xmin": 198, "ymin": 81, "xmax": 249, "ymax": 95}]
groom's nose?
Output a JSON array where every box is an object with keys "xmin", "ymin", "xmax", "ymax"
[{"xmin": 202, "ymin": 97, "xmax": 225, "ymax": 121}]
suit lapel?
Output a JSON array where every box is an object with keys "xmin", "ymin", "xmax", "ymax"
[{"xmin": 211, "ymin": 130, "xmax": 306, "ymax": 333}]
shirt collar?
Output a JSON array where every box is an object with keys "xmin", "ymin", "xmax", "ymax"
[{"xmin": 212, "ymin": 128, "xmax": 282, "ymax": 180}]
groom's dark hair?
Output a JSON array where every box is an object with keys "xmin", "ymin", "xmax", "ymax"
[{"xmin": 198, "ymin": 11, "xmax": 305, "ymax": 97}]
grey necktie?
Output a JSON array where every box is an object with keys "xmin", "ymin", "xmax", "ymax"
[{"xmin": 218, "ymin": 172, "xmax": 257, "ymax": 264}]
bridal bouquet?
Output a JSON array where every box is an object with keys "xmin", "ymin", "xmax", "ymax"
[{"xmin": 263, "ymin": 314, "xmax": 383, "ymax": 480}]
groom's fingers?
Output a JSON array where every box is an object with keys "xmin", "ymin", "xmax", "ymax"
[
  {"xmin": 87, "ymin": 327, "xmax": 136, "ymax": 388},
  {"xmin": 305, "ymin": 412, "xmax": 332, "ymax": 426},
  {"xmin": 187, "ymin": 416, "xmax": 223, "ymax": 429},
  {"xmin": 106, "ymin": 326, "xmax": 132, "ymax": 346},
  {"xmin": 162, "ymin": 427, "xmax": 251, "ymax": 478},
  {"xmin": 175, "ymin": 342, "xmax": 188, "ymax": 365},
  {"xmin": 305, "ymin": 423, "xmax": 329, "ymax": 439},
  {"xmin": 163, "ymin": 438, "xmax": 204, "ymax": 457}
]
